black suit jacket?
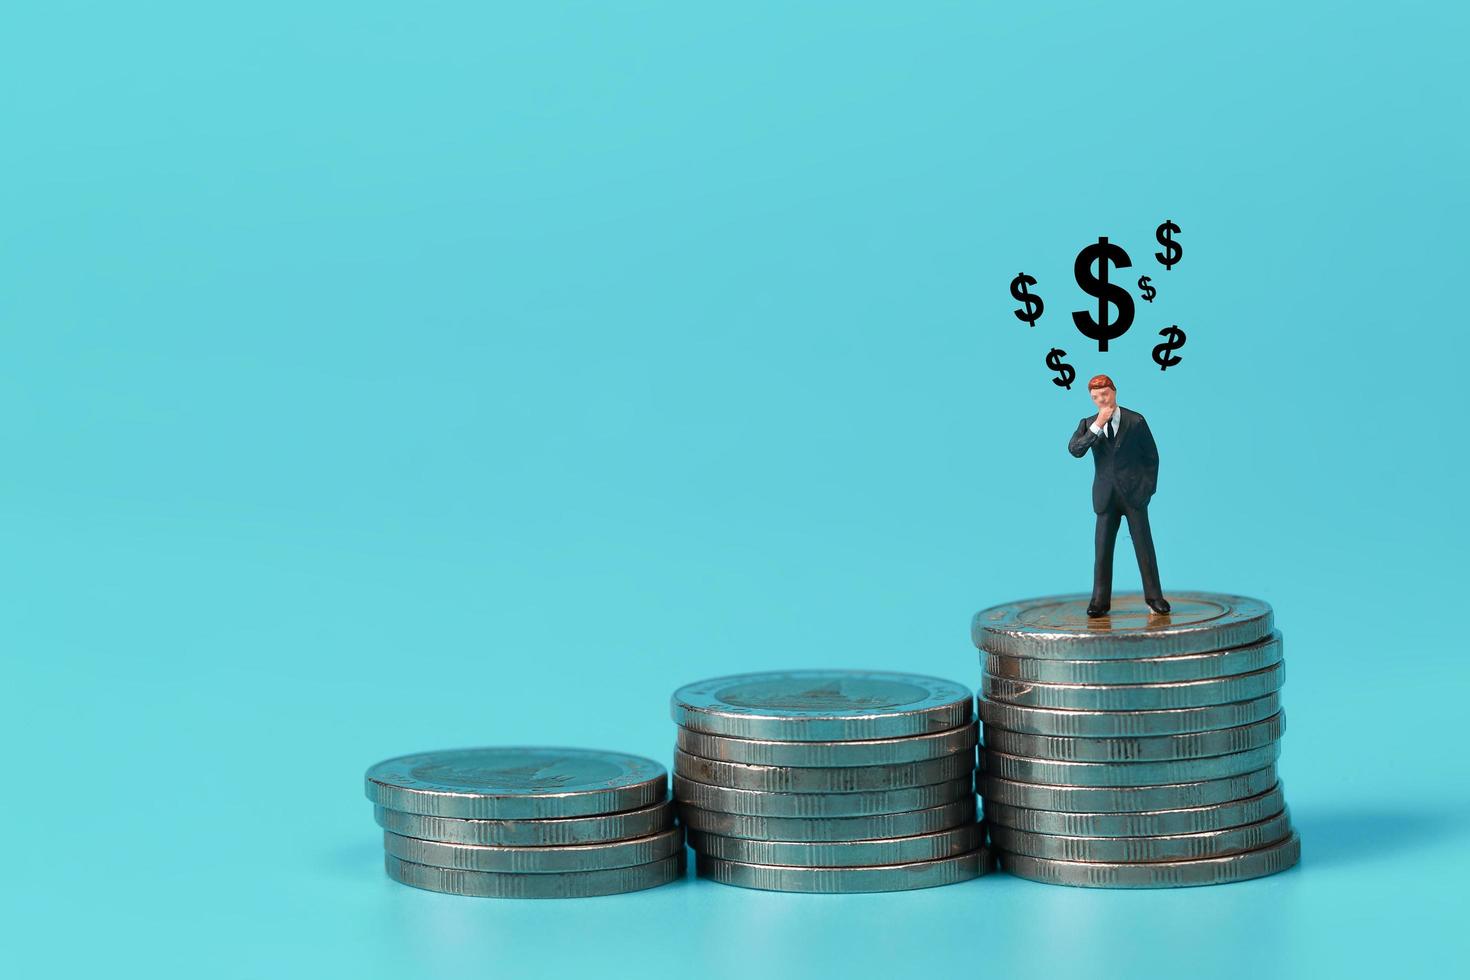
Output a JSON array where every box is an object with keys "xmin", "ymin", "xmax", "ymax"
[{"xmin": 1067, "ymin": 406, "xmax": 1159, "ymax": 513}]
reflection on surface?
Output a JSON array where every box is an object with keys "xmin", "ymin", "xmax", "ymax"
[{"xmin": 1293, "ymin": 805, "xmax": 1465, "ymax": 869}]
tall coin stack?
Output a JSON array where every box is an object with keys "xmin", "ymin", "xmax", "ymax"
[
  {"xmin": 364, "ymin": 747, "xmax": 684, "ymax": 898},
  {"xmin": 972, "ymin": 593, "xmax": 1300, "ymax": 887},
  {"xmin": 671, "ymin": 670, "xmax": 990, "ymax": 893}
]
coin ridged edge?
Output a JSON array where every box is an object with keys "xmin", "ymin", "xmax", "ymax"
[
  {"xmin": 673, "ymin": 748, "xmax": 973, "ymax": 792},
  {"xmin": 984, "ymin": 785, "xmax": 1286, "ymax": 837},
  {"xmin": 677, "ymin": 798, "xmax": 978, "ymax": 842},
  {"xmin": 979, "ymin": 742, "xmax": 1281, "ymax": 787},
  {"xmin": 996, "ymin": 833, "xmax": 1300, "ymax": 888},
  {"xmin": 687, "ymin": 825, "xmax": 983, "ymax": 867},
  {"xmin": 982, "ymin": 663, "xmax": 1285, "ymax": 711},
  {"xmin": 366, "ymin": 780, "xmax": 669, "ymax": 819},
  {"xmin": 989, "ymin": 810, "xmax": 1292, "ymax": 862},
  {"xmin": 672, "ymin": 703, "xmax": 974, "ymax": 742},
  {"xmin": 674, "ymin": 775, "xmax": 972, "ymax": 817},
  {"xmin": 383, "ymin": 827, "xmax": 685, "ymax": 873},
  {"xmin": 978, "ymin": 693, "xmax": 1282, "ymax": 737},
  {"xmin": 985, "ymin": 633, "xmax": 1284, "ymax": 685},
  {"xmin": 384, "ymin": 853, "xmax": 685, "ymax": 898},
  {"xmin": 372, "ymin": 801, "xmax": 676, "ymax": 846},
  {"xmin": 979, "ymin": 766, "xmax": 1277, "ymax": 813},
  {"xmin": 695, "ymin": 849, "xmax": 990, "ymax": 893},
  {"xmin": 676, "ymin": 723, "xmax": 978, "ymax": 768},
  {"xmin": 981, "ymin": 714, "xmax": 1284, "ymax": 762}
]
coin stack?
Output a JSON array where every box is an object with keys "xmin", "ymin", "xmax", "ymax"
[
  {"xmin": 363, "ymin": 746, "xmax": 684, "ymax": 898},
  {"xmin": 670, "ymin": 669, "xmax": 990, "ymax": 893},
  {"xmin": 972, "ymin": 593, "xmax": 1300, "ymax": 888}
]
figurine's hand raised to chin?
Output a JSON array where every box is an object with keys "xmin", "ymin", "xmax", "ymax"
[{"xmin": 1095, "ymin": 403, "xmax": 1114, "ymax": 425}]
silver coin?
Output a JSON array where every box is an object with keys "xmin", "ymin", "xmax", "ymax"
[
  {"xmin": 673, "ymin": 748, "xmax": 972, "ymax": 793},
  {"xmin": 674, "ymin": 775, "xmax": 971, "ymax": 817},
  {"xmin": 678, "ymin": 798, "xmax": 977, "ymax": 842},
  {"xmin": 973, "ymin": 593, "xmax": 1273, "ymax": 660},
  {"xmin": 672, "ymin": 670, "xmax": 973, "ymax": 741},
  {"xmin": 373, "ymin": 800, "xmax": 675, "ymax": 847},
  {"xmin": 980, "ymin": 766, "xmax": 1277, "ymax": 813},
  {"xmin": 688, "ymin": 824, "xmax": 983, "ymax": 867},
  {"xmin": 986, "ymin": 632, "xmax": 1284, "ymax": 685},
  {"xmin": 997, "ymin": 832, "xmax": 1300, "ymax": 888},
  {"xmin": 985, "ymin": 785, "xmax": 1286, "ymax": 837},
  {"xmin": 980, "ymin": 743, "xmax": 1281, "ymax": 787},
  {"xmin": 383, "ymin": 827, "xmax": 684, "ymax": 873},
  {"xmin": 990, "ymin": 810, "xmax": 1292, "ymax": 862},
  {"xmin": 696, "ymin": 849, "xmax": 990, "ymax": 893},
  {"xmin": 983, "ymin": 714, "xmax": 1284, "ymax": 763},
  {"xmin": 676, "ymin": 722, "xmax": 978, "ymax": 768},
  {"xmin": 385, "ymin": 853, "xmax": 684, "ymax": 898},
  {"xmin": 983, "ymin": 663, "xmax": 1284, "ymax": 711},
  {"xmin": 979, "ymin": 693, "xmax": 1281, "ymax": 737},
  {"xmin": 365, "ymin": 747, "xmax": 667, "ymax": 819}
]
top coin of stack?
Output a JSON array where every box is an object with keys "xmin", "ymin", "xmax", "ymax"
[
  {"xmin": 671, "ymin": 669, "xmax": 990, "ymax": 893},
  {"xmin": 364, "ymin": 746, "xmax": 684, "ymax": 898},
  {"xmin": 971, "ymin": 593, "xmax": 1300, "ymax": 888}
]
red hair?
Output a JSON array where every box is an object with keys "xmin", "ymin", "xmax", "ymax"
[{"xmin": 1088, "ymin": 374, "xmax": 1115, "ymax": 392}]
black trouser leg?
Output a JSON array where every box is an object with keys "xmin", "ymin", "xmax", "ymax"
[
  {"xmin": 1124, "ymin": 503, "xmax": 1163, "ymax": 601},
  {"xmin": 1092, "ymin": 508, "xmax": 1122, "ymax": 607}
]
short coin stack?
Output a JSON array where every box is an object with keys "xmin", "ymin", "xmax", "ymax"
[
  {"xmin": 972, "ymin": 593, "xmax": 1299, "ymax": 888},
  {"xmin": 364, "ymin": 746, "xmax": 683, "ymax": 898},
  {"xmin": 671, "ymin": 669, "xmax": 989, "ymax": 893}
]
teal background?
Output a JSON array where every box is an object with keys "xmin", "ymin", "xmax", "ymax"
[{"xmin": 5, "ymin": 2, "xmax": 1467, "ymax": 977}]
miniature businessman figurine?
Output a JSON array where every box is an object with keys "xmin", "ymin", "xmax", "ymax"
[{"xmin": 1067, "ymin": 374, "xmax": 1170, "ymax": 617}]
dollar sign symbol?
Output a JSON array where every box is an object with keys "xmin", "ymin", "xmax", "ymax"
[
  {"xmin": 1071, "ymin": 236, "xmax": 1134, "ymax": 352},
  {"xmin": 1010, "ymin": 273, "xmax": 1043, "ymax": 327},
  {"xmin": 1046, "ymin": 348, "xmax": 1075, "ymax": 390},
  {"xmin": 1152, "ymin": 325, "xmax": 1186, "ymax": 371},
  {"xmin": 1155, "ymin": 219, "xmax": 1182, "ymax": 270},
  {"xmin": 1138, "ymin": 276, "xmax": 1155, "ymax": 302}
]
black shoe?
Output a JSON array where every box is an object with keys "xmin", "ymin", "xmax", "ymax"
[
  {"xmin": 1086, "ymin": 603, "xmax": 1110, "ymax": 617},
  {"xmin": 1146, "ymin": 597, "xmax": 1171, "ymax": 614}
]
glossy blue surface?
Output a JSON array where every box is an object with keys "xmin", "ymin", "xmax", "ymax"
[{"xmin": 6, "ymin": 2, "xmax": 1467, "ymax": 977}]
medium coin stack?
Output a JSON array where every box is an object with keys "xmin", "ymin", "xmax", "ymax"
[
  {"xmin": 671, "ymin": 669, "xmax": 990, "ymax": 893},
  {"xmin": 972, "ymin": 593, "xmax": 1300, "ymax": 888},
  {"xmin": 363, "ymin": 747, "xmax": 684, "ymax": 898}
]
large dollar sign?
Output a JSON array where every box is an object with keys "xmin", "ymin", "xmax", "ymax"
[
  {"xmin": 1152, "ymin": 325, "xmax": 1186, "ymax": 371},
  {"xmin": 1155, "ymin": 219, "xmax": 1182, "ymax": 270},
  {"xmin": 1046, "ymin": 348, "xmax": 1075, "ymax": 390},
  {"xmin": 1071, "ymin": 236, "xmax": 1134, "ymax": 352},
  {"xmin": 1010, "ymin": 273, "xmax": 1043, "ymax": 327}
]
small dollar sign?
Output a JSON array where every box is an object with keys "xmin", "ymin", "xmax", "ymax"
[
  {"xmin": 1152, "ymin": 325, "xmax": 1186, "ymax": 371},
  {"xmin": 1155, "ymin": 219, "xmax": 1182, "ymax": 271},
  {"xmin": 1011, "ymin": 273, "xmax": 1043, "ymax": 327},
  {"xmin": 1071, "ymin": 236, "xmax": 1134, "ymax": 352},
  {"xmin": 1046, "ymin": 348, "xmax": 1075, "ymax": 390},
  {"xmin": 1138, "ymin": 275, "xmax": 1156, "ymax": 302}
]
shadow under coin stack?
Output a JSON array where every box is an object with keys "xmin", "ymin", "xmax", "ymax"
[
  {"xmin": 972, "ymin": 593, "xmax": 1299, "ymax": 887},
  {"xmin": 364, "ymin": 747, "xmax": 683, "ymax": 898},
  {"xmin": 671, "ymin": 670, "xmax": 989, "ymax": 893}
]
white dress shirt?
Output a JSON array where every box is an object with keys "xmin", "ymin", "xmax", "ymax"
[{"xmin": 1089, "ymin": 407, "xmax": 1121, "ymax": 439}]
